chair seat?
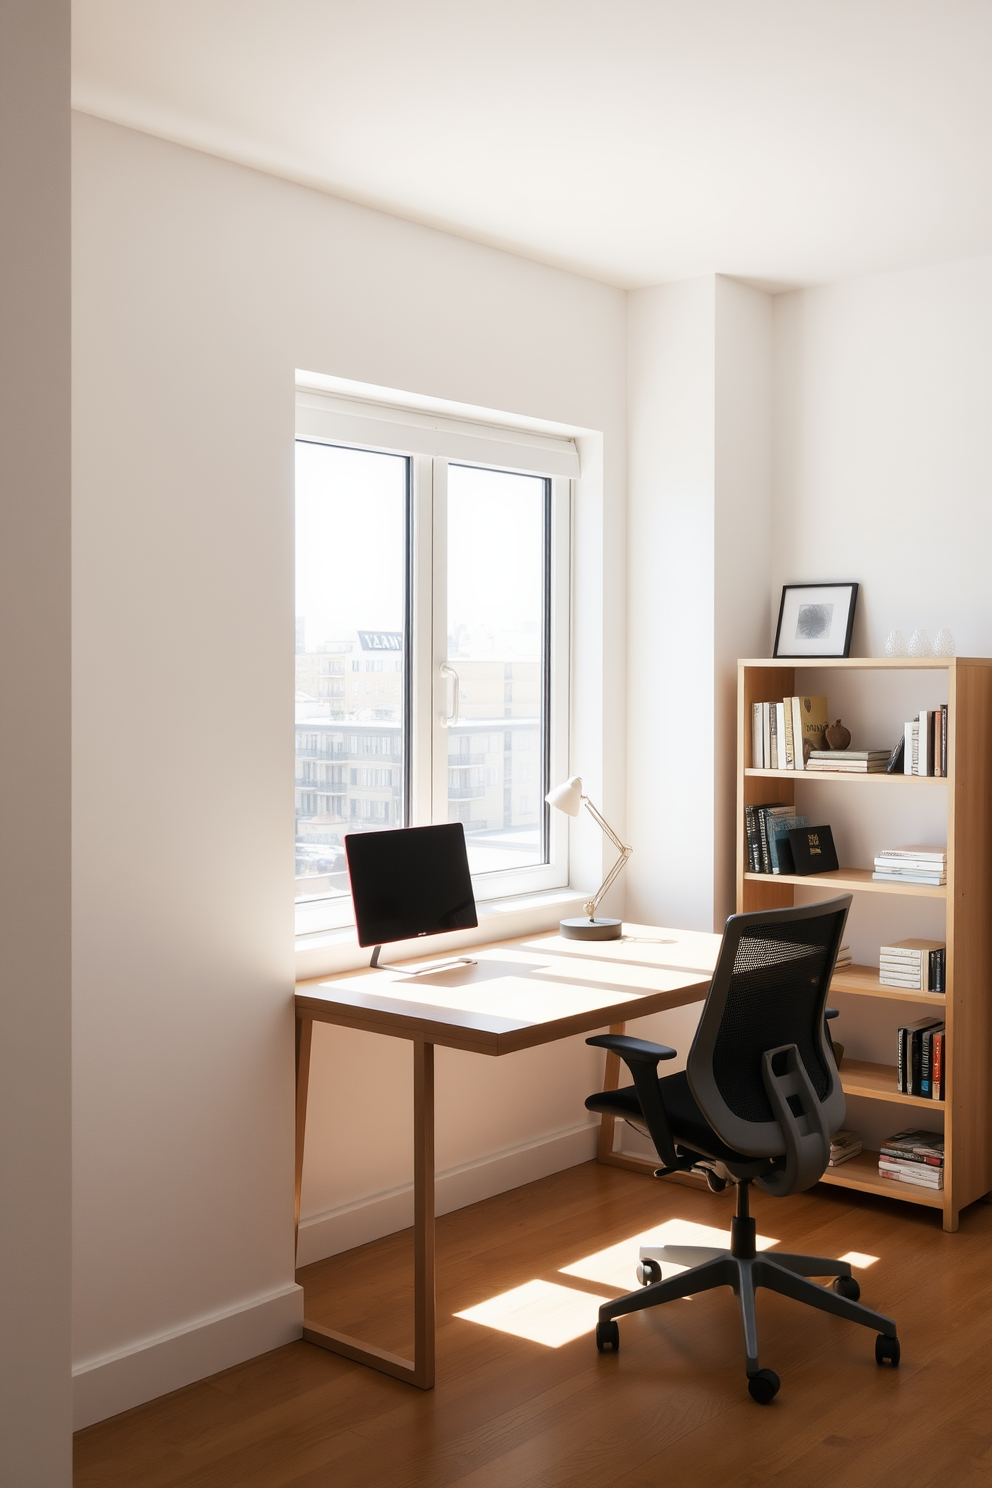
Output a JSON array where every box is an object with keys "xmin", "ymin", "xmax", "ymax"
[{"xmin": 585, "ymin": 1069, "xmax": 748, "ymax": 1166}]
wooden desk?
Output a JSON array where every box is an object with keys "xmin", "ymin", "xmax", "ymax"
[{"xmin": 295, "ymin": 922, "xmax": 720, "ymax": 1388}]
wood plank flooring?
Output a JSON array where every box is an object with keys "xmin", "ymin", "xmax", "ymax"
[{"xmin": 74, "ymin": 1162, "xmax": 992, "ymax": 1487}]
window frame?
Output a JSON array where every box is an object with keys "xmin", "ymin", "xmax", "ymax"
[{"xmin": 295, "ymin": 390, "xmax": 574, "ymax": 936}]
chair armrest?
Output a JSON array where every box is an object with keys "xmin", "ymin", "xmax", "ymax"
[
  {"xmin": 586, "ymin": 1034, "xmax": 678, "ymax": 1063},
  {"xmin": 825, "ymin": 1007, "xmax": 839, "ymax": 1020},
  {"xmin": 586, "ymin": 1034, "xmax": 680, "ymax": 1168}
]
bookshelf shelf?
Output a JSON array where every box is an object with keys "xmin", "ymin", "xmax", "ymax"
[
  {"xmin": 840, "ymin": 1058, "xmax": 944, "ymax": 1110},
  {"xmin": 738, "ymin": 656, "xmax": 992, "ymax": 1233},
  {"xmin": 743, "ymin": 868, "xmax": 946, "ymax": 898},
  {"xmin": 819, "ymin": 1149, "xmax": 945, "ymax": 1208},
  {"xmin": 745, "ymin": 768, "xmax": 947, "ymax": 785},
  {"xmin": 831, "ymin": 965, "xmax": 947, "ymax": 1006}
]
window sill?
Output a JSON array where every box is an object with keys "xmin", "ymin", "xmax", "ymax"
[{"xmin": 295, "ymin": 886, "xmax": 592, "ymax": 982}]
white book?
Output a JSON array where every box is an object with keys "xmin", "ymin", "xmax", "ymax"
[
  {"xmin": 776, "ymin": 702, "xmax": 790, "ymax": 769},
  {"xmin": 877, "ymin": 847, "xmax": 947, "ymax": 862},
  {"xmin": 762, "ymin": 703, "xmax": 771, "ymax": 771},
  {"xmin": 874, "ymin": 859, "xmax": 946, "ymax": 873},
  {"xmin": 790, "ymin": 696, "xmax": 806, "ymax": 771},
  {"xmin": 880, "ymin": 945, "xmax": 925, "ymax": 959},
  {"xmin": 919, "ymin": 710, "xmax": 931, "ymax": 775},
  {"xmin": 872, "ymin": 872, "xmax": 946, "ymax": 885},
  {"xmin": 904, "ymin": 720, "xmax": 916, "ymax": 775},
  {"xmin": 752, "ymin": 702, "xmax": 763, "ymax": 768}
]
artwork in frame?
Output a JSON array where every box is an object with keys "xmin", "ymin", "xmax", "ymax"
[{"xmin": 773, "ymin": 582, "xmax": 859, "ymax": 659}]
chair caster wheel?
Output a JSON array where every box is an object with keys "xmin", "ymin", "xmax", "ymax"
[
  {"xmin": 832, "ymin": 1274, "xmax": 860, "ymax": 1301},
  {"xmin": 747, "ymin": 1368, "xmax": 780, "ymax": 1404},
  {"xmin": 596, "ymin": 1320, "xmax": 620, "ymax": 1353},
  {"xmin": 636, "ymin": 1259, "xmax": 661, "ymax": 1286},
  {"xmin": 875, "ymin": 1334, "xmax": 900, "ymax": 1366},
  {"xmin": 705, "ymin": 1169, "xmax": 727, "ymax": 1193}
]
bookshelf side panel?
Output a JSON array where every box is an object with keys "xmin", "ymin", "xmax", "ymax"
[{"xmin": 945, "ymin": 661, "xmax": 992, "ymax": 1213}]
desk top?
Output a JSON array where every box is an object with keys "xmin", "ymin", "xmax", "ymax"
[{"xmin": 295, "ymin": 923, "xmax": 721, "ymax": 1055}]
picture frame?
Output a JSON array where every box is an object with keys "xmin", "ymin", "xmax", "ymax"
[{"xmin": 773, "ymin": 582, "xmax": 859, "ymax": 658}]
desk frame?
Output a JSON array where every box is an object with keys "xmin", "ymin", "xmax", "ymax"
[{"xmin": 294, "ymin": 935, "xmax": 713, "ymax": 1389}]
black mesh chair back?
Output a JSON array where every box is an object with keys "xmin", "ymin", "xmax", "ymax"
[{"xmin": 686, "ymin": 896, "xmax": 850, "ymax": 1181}]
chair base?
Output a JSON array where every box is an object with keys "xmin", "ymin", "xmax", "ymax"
[{"xmin": 601, "ymin": 1241, "xmax": 898, "ymax": 1383}]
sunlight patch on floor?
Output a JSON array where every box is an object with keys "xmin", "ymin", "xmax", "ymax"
[
  {"xmin": 839, "ymin": 1251, "xmax": 879, "ymax": 1268},
  {"xmin": 558, "ymin": 1217, "xmax": 780, "ymax": 1290},
  {"xmin": 455, "ymin": 1279, "xmax": 612, "ymax": 1347}
]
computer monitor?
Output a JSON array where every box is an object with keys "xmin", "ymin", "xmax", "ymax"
[{"xmin": 345, "ymin": 823, "xmax": 478, "ymax": 966}]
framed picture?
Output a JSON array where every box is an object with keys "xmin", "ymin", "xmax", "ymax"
[{"xmin": 773, "ymin": 582, "xmax": 859, "ymax": 658}]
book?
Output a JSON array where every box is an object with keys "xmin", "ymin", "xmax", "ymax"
[
  {"xmin": 752, "ymin": 702, "xmax": 763, "ymax": 768},
  {"xmin": 932, "ymin": 1029, "xmax": 944, "ymax": 1100},
  {"xmin": 919, "ymin": 1025, "xmax": 944, "ymax": 1097},
  {"xmin": 809, "ymin": 750, "xmax": 890, "ymax": 761},
  {"xmin": 829, "ymin": 1129, "xmax": 862, "ymax": 1165},
  {"xmin": 766, "ymin": 812, "xmax": 810, "ymax": 873},
  {"xmin": 878, "ymin": 1161, "xmax": 943, "ymax": 1188},
  {"xmin": 787, "ymin": 823, "xmax": 839, "ymax": 875},
  {"xmin": 904, "ymin": 719, "xmax": 918, "ymax": 775},
  {"xmin": 874, "ymin": 858, "xmax": 947, "ymax": 873},
  {"xmin": 876, "ymin": 846, "xmax": 947, "ymax": 862},
  {"xmin": 775, "ymin": 702, "xmax": 788, "ymax": 770},
  {"xmin": 744, "ymin": 803, "xmax": 761, "ymax": 872},
  {"xmin": 782, "ymin": 700, "xmax": 795, "ymax": 769},
  {"xmin": 880, "ymin": 1128, "xmax": 944, "ymax": 1164},
  {"xmin": 886, "ymin": 735, "xmax": 905, "ymax": 773},
  {"xmin": 806, "ymin": 758, "xmax": 888, "ymax": 772},
  {"xmin": 897, "ymin": 1018, "xmax": 943, "ymax": 1094},
  {"xmin": 769, "ymin": 703, "xmax": 779, "ymax": 770},
  {"xmin": 756, "ymin": 805, "xmax": 773, "ymax": 874},
  {"xmin": 873, "ymin": 871, "xmax": 946, "ymax": 885},
  {"xmin": 919, "ymin": 710, "xmax": 931, "ymax": 776},
  {"xmin": 795, "ymin": 696, "xmax": 828, "ymax": 759},
  {"xmin": 828, "ymin": 1143, "xmax": 862, "ymax": 1166},
  {"xmin": 790, "ymin": 696, "xmax": 806, "ymax": 770},
  {"xmin": 879, "ymin": 940, "xmax": 945, "ymax": 991},
  {"xmin": 762, "ymin": 703, "xmax": 772, "ymax": 773}
]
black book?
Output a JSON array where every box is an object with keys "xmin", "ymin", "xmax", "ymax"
[
  {"xmin": 901, "ymin": 1017, "xmax": 943, "ymax": 1096},
  {"xmin": 886, "ymin": 735, "xmax": 906, "ymax": 774},
  {"xmin": 744, "ymin": 804, "xmax": 761, "ymax": 872},
  {"xmin": 787, "ymin": 823, "xmax": 839, "ymax": 875},
  {"xmin": 756, "ymin": 805, "xmax": 773, "ymax": 874}
]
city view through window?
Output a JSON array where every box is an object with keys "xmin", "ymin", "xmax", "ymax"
[{"xmin": 295, "ymin": 441, "xmax": 549, "ymax": 905}]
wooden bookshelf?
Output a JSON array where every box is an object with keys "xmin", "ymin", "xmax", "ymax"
[{"xmin": 737, "ymin": 656, "xmax": 992, "ymax": 1232}]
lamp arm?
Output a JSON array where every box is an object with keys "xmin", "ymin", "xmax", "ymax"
[{"xmin": 580, "ymin": 795, "xmax": 632, "ymax": 918}]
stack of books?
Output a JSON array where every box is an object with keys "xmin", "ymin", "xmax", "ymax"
[
  {"xmin": 828, "ymin": 1129, "xmax": 862, "ymax": 1167},
  {"xmin": 743, "ymin": 804, "xmax": 810, "ymax": 873},
  {"xmin": 879, "ymin": 938, "xmax": 946, "ymax": 991},
  {"xmin": 903, "ymin": 706, "xmax": 948, "ymax": 776},
  {"xmin": 878, "ymin": 1129, "xmax": 944, "ymax": 1189},
  {"xmin": 751, "ymin": 696, "xmax": 827, "ymax": 771},
  {"xmin": 897, "ymin": 1016, "xmax": 946, "ymax": 1098},
  {"xmin": 872, "ymin": 846, "xmax": 946, "ymax": 886},
  {"xmin": 807, "ymin": 749, "xmax": 890, "ymax": 773},
  {"xmin": 835, "ymin": 943, "xmax": 852, "ymax": 971}
]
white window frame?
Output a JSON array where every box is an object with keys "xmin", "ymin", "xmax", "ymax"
[{"xmin": 295, "ymin": 389, "xmax": 574, "ymax": 935}]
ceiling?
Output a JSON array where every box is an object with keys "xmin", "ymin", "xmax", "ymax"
[{"xmin": 72, "ymin": 0, "xmax": 992, "ymax": 291}]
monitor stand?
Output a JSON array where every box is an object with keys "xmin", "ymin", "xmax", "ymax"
[{"xmin": 369, "ymin": 945, "xmax": 476, "ymax": 975}]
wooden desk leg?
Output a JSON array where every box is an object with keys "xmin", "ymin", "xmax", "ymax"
[
  {"xmin": 300, "ymin": 1031, "xmax": 437, "ymax": 1390},
  {"xmin": 412, "ymin": 1037, "xmax": 436, "ymax": 1388},
  {"xmin": 295, "ymin": 1016, "xmax": 313, "ymax": 1263}
]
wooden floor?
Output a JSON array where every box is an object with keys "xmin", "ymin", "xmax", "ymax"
[{"xmin": 75, "ymin": 1162, "xmax": 992, "ymax": 1487}]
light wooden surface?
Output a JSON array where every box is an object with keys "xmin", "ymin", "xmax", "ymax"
[
  {"xmin": 295, "ymin": 924, "xmax": 721, "ymax": 1388},
  {"xmin": 744, "ymin": 866, "xmax": 948, "ymax": 897},
  {"xmin": 74, "ymin": 1159, "xmax": 992, "ymax": 1487},
  {"xmin": 746, "ymin": 767, "xmax": 947, "ymax": 785},
  {"xmin": 738, "ymin": 656, "xmax": 992, "ymax": 1233}
]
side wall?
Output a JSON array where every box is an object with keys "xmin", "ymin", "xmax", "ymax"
[
  {"xmin": 71, "ymin": 114, "xmax": 626, "ymax": 1425},
  {"xmin": 0, "ymin": 4, "xmax": 73, "ymax": 1481}
]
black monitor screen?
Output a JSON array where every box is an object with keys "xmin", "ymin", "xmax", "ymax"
[{"xmin": 345, "ymin": 823, "xmax": 478, "ymax": 948}]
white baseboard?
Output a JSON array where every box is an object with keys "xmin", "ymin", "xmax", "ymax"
[
  {"xmin": 73, "ymin": 1282, "xmax": 304, "ymax": 1431},
  {"xmin": 296, "ymin": 1121, "xmax": 599, "ymax": 1267}
]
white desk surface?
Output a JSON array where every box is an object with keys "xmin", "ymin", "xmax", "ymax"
[{"xmin": 296, "ymin": 923, "xmax": 721, "ymax": 1054}]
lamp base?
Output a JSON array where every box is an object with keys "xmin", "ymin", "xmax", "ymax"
[{"xmin": 559, "ymin": 917, "xmax": 623, "ymax": 941}]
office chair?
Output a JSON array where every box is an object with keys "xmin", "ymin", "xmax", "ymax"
[{"xmin": 585, "ymin": 896, "xmax": 900, "ymax": 1403}]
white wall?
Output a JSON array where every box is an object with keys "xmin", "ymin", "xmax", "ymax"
[
  {"xmin": 626, "ymin": 275, "xmax": 772, "ymax": 937},
  {"xmin": 772, "ymin": 255, "xmax": 992, "ymax": 1152},
  {"xmin": 0, "ymin": 4, "xmax": 73, "ymax": 1481},
  {"xmin": 71, "ymin": 113, "xmax": 626, "ymax": 1424}
]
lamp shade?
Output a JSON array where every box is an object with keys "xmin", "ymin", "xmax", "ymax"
[{"xmin": 546, "ymin": 776, "xmax": 583, "ymax": 817}]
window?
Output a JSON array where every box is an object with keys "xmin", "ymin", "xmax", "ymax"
[{"xmin": 295, "ymin": 390, "xmax": 573, "ymax": 933}]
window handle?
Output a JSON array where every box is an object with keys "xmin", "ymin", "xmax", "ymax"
[{"xmin": 439, "ymin": 663, "xmax": 460, "ymax": 728}]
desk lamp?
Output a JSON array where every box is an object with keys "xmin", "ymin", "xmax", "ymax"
[{"xmin": 546, "ymin": 776, "xmax": 631, "ymax": 940}]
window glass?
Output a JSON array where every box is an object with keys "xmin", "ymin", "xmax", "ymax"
[
  {"xmin": 445, "ymin": 464, "xmax": 548, "ymax": 875},
  {"xmin": 294, "ymin": 441, "xmax": 408, "ymax": 904}
]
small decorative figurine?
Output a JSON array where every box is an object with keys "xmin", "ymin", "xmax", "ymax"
[{"xmin": 825, "ymin": 719, "xmax": 852, "ymax": 750}]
